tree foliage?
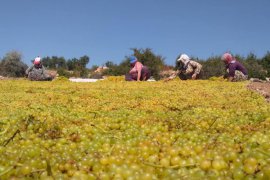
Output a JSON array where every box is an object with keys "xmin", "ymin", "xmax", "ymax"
[
  {"xmin": 241, "ymin": 53, "xmax": 267, "ymax": 79},
  {"xmin": 1, "ymin": 49, "xmax": 269, "ymax": 79},
  {"xmin": 198, "ymin": 56, "xmax": 225, "ymax": 79},
  {"xmin": 0, "ymin": 51, "xmax": 28, "ymax": 77},
  {"xmin": 132, "ymin": 48, "xmax": 165, "ymax": 80},
  {"xmin": 42, "ymin": 56, "xmax": 67, "ymax": 69},
  {"xmin": 103, "ymin": 48, "xmax": 165, "ymax": 80},
  {"xmin": 260, "ymin": 51, "xmax": 270, "ymax": 77},
  {"xmin": 103, "ymin": 60, "xmax": 130, "ymax": 76},
  {"xmin": 41, "ymin": 55, "xmax": 90, "ymax": 78}
]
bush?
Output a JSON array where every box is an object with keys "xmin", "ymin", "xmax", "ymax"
[
  {"xmin": 57, "ymin": 68, "xmax": 72, "ymax": 78},
  {"xmin": 236, "ymin": 54, "xmax": 267, "ymax": 79},
  {"xmin": 0, "ymin": 51, "xmax": 28, "ymax": 77},
  {"xmin": 260, "ymin": 52, "xmax": 270, "ymax": 77},
  {"xmin": 103, "ymin": 48, "xmax": 166, "ymax": 80},
  {"xmin": 133, "ymin": 48, "xmax": 165, "ymax": 80},
  {"xmin": 198, "ymin": 57, "xmax": 225, "ymax": 79}
]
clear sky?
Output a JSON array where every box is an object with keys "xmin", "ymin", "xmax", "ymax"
[{"xmin": 0, "ymin": 0, "xmax": 269, "ymax": 66}]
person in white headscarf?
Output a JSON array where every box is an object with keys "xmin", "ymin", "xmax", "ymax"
[{"xmin": 166, "ymin": 54, "xmax": 202, "ymax": 81}]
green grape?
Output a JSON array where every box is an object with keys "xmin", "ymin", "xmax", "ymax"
[
  {"xmin": 199, "ymin": 159, "xmax": 211, "ymax": 171},
  {"xmin": 160, "ymin": 158, "xmax": 170, "ymax": 166},
  {"xmin": 20, "ymin": 165, "xmax": 32, "ymax": 175},
  {"xmin": 243, "ymin": 164, "xmax": 257, "ymax": 175},
  {"xmin": 212, "ymin": 159, "xmax": 227, "ymax": 171},
  {"xmin": 170, "ymin": 156, "xmax": 181, "ymax": 166}
]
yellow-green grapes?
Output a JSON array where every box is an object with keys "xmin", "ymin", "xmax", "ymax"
[{"xmin": 0, "ymin": 79, "xmax": 269, "ymax": 179}]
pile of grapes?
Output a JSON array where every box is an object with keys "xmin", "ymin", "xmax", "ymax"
[{"xmin": 0, "ymin": 79, "xmax": 269, "ymax": 179}]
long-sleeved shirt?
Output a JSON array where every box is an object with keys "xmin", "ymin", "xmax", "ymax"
[
  {"xmin": 226, "ymin": 60, "xmax": 248, "ymax": 77},
  {"xmin": 25, "ymin": 64, "xmax": 47, "ymax": 80},
  {"xmin": 169, "ymin": 60, "xmax": 202, "ymax": 79}
]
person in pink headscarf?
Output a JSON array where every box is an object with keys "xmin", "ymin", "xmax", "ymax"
[
  {"xmin": 25, "ymin": 56, "xmax": 53, "ymax": 81},
  {"xmin": 221, "ymin": 53, "xmax": 248, "ymax": 82}
]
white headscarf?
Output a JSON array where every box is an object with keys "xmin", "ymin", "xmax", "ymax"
[{"xmin": 177, "ymin": 54, "xmax": 190, "ymax": 66}]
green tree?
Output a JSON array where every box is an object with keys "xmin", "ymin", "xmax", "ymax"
[
  {"xmin": 103, "ymin": 48, "xmax": 166, "ymax": 79},
  {"xmin": 79, "ymin": 55, "xmax": 90, "ymax": 68},
  {"xmin": 67, "ymin": 56, "xmax": 89, "ymax": 71},
  {"xmin": 78, "ymin": 56, "xmax": 90, "ymax": 77},
  {"xmin": 198, "ymin": 56, "xmax": 225, "ymax": 79},
  {"xmin": 103, "ymin": 60, "xmax": 129, "ymax": 76},
  {"xmin": 66, "ymin": 55, "xmax": 90, "ymax": 77},
  {"xmin": 42, "ymin": 56, "xmax": 67, "ymax": 69},
  {"xmin": 105, "ymin": 61, "xmax": 116, "ymax": 68},
  {"xmin": 90, "ymin": 65, "xmax": 99, "ymax": 71},
  {"xmin": 260, "ymin": 51, "xmax": 270, "ymax": 77},
  {"xmin": 132, "ymin": 48, "xmax": 165, "ymax": 80},
  {"xmin": 0, "ymin": 51, "xmax": 28, "ymax": 77},
  {"xmin": 67, "ymin": 58, "xmax": 78, "ymax": 71},
  {"xmin": 242, "ymin": 53, "xmax": 267, "ymax": 79}
]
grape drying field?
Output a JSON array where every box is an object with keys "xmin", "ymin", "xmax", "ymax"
[{"xmin": 0, "ymin": 79, "xmax": 270, "ymax": 179}]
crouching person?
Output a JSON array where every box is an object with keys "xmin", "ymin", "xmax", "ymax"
[
  {"xmin": 221, "ymin": 53, "xmax": 248, "ymax": 82},
  {"xmin": 166, "ymin": 54, "xmax": 202, "ymax": 81},
  {"xmin": 25, "ymin": 56, "xmax": 53, "ymax": 81},
  {"xmin": 125, "ymin": 56, "xmax": 151, "ymax": 81}
]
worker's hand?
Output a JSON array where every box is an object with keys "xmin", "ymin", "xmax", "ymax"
[
  {"xmin": 164, "ymin": 78, "xmax": 171, "ymax": 82},
  {"xmin": 192, "ymin": 74, "xmax": 197, "ymax": 80},
  {"xmin": 228, "ymin": 77, "xmax": 234, "ymax": 82}
]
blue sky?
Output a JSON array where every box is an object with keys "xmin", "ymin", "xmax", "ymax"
[{"xmin": 0, "ymin": 0, "xmax": 269, "ymax": 66}]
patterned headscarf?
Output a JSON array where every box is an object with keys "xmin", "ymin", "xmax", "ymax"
[{"xmin": 177, "ymin": 54, "xmax": 190, "ymax": 66}]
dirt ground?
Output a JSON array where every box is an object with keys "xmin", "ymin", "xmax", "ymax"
[{"xmin": 247, "ymin": 82, "xmax": 270, "ymax": 102}]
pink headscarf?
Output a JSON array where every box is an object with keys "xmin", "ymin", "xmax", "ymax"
[
  {"xmin": 222, "ymin": 53, "xmax": 234, "ymax": 63},
  {"xmin": 34, "ymin": 56, "xmax": 41, "ymax": 65}
]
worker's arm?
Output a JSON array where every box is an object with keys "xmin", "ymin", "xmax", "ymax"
[
  {"xmin": 25, "ymin": 65, "xmax": 33, "ymax": 75},
  {"xmin": 41, "ymin": 65, "xmax": 46, "ymax": 75},
  {"xmin": 227, "ymin": 65, "xmax": 236, "ymax": 82},
  {"xmin": 190, "ymin": 61, "xmax": 202, "ymax": 80},
  {"xmin": 137, "ymin": 69, "xmax": 141, "ymax": 81},
  {"xmin": 135, "ymin": 62, "xmax": 143, "ymax": 81},
  {"xmin": 164, "ymin": 70, "xmax": 180, "ymax": 82}
]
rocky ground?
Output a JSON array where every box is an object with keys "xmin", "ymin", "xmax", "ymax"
[{"xmin": 247, "ymin": 81, "xmax": 270, "ymax": 102}]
